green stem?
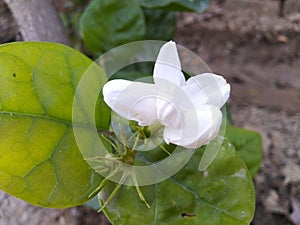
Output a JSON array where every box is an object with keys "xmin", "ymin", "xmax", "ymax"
[
  {"xmin": 131, "ymin": 170, "xmax": 150, "ymax": 208},
  {"xmin": 97, "ymin": 171, "xmax": 128, "ymax": 213},
  {"xmin": 148, "ymin": 120, "xmax": 163, "ymax": 135}
]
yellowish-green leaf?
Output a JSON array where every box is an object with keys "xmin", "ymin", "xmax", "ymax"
[{"xmin": 0, "ymin": 42, "xmax": 110, "ymax": 207}]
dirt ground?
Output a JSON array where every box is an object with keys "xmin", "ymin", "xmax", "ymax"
[
  {"xmin": 175, "ymin": 0, "xmax": 300, "ymax": 224},
  {"xmin": 0, "ymin": 0, "xmax": 300, "ymax": 224}
]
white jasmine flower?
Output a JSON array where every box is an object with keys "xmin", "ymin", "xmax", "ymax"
[{"xmin": 103, "ymin": 41, "xmax": 230, "ymax": 149}]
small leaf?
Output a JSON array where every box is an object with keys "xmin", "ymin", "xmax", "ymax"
[
  {"xmin": 100, "ymin": 139, "xmax": 255, "ymax": 225},
  {"xmin": 137, "ymin": 0, "xmax": 210, "ymax": 12},
  {"xmin": 0, "ymin": 42, "xmax": 110, "ymax": 207},
  {"xmin": 144, "ymin": 8, "xmax": 176, "ymax": 41},
  {"xmin": 80, "ymin": 0, "xmax": 146, "ymax": 55},
  {"xmin": 225, "ymin": 126, "xmax": 263, "ymax": 177}
]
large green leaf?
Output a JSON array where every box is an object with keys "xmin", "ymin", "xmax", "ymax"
[
  {"xmin": 80, "ymin": 0, "xmax": 145, "ymax": 55},
  {"xmin": 225, "ymin": 126, "xmax": 263, "ymax": 177},
  {"xmin": 100, "ymin": 139, "xmax": 255, "ymax": 225},
  {"xmin": 144, "ymin": 9, "xmax": 176, "ymax": 41},
  {"xmin": 0, "ymin": 42, "xmax": 109, "ymax": 207},
  {"xmin": 137, "ymin": 0, "xmax": 210, "ymax": 12}
]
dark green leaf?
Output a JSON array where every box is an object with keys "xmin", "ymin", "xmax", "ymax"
[
  {"xmin": 225, "ymin": 126, "xmax": 263, "ymax": 177},
  {"xmin": 144, "ymin": 9, "xmax": 176, "ymax": 41},
  {"xmin": 109, "ymin": 68, "xmax": 152, "ymax": 81},
  {"xmin": 80, "ymin": 0, "xmax": 146, "ymax": 55},
  {"xmin": 225, "ymin": 104, "xmax": 233, "ymax": 125},
  {"xmin": 0, "ymin": 42, "xmax": 110, "ymax": 207},
  {"xmin": 137, "ymin": 0, "xmax": 210, "ymax": 12},
  {"xmin": 100, "ymin": 139, "xmax": 255, "ymax": 225}
]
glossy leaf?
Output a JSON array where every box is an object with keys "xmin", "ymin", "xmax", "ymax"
[
  {"xmin": 137, "ymin": 0, "xmax": 210, "ymax": 12},
  {"xmin": 198, "ymin": 136, "xmax": 223, "ymax": 171},
  {"xmin": 144, "ymin": 9, "xmax": 176, "ymax": 41},
  {"xmin": 100, "ymin": 139, "xmax": 255, "ymax": 225},
  {"xmin": 0, "ymin": 42, "xmax": 110, "ymax": 207},
  {"xmin": 80, "ymin": 0, "xmax": 145, "ymax": 55},
  {"xmin": 225, "ymin": 126, "xmax": 263, "ymax": 177},
  {"xmin": 109, "ymin": 67, "xmax": 152, "ymax": 81}
]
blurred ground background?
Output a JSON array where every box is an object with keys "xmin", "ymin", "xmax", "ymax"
[{"xmin": 0, "ymin": 0, "xmax": 300, "ymax": 224}]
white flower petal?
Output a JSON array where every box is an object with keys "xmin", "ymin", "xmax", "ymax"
[
  {"xmin": 153, "ymin": 41, "xmax": 185, "ymax": 87},
  {"xmin": 184, "ymin": 73, "xmax": 230, "ymax": 108},
  {"xmin": 156, "ymin": 98, "xmax": 181, "ymax": 129},
  {"xmin": 103, "ymin": 79, "xmax": 158, "ymax": 126},
  {"xmin": 163, "ymin": 105, "xmax": 222, "ymax": 149},
  {"xmin": 155, "ymin": 79, "xmax": 185, "ymax": 129}
]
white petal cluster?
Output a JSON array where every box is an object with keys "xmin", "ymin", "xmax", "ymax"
[{"xmin": 103, "ymin": 41, "xmax": 230, "ymax": 149}]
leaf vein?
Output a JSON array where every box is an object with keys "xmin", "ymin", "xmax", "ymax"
[{"xmin": 169, "ymin": 177, "xmax": 245, "ymax": 221}]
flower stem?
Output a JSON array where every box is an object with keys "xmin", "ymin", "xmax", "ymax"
[{"xmin": 149, "ymin": 120, "xmax": 163, "ymax": 135}]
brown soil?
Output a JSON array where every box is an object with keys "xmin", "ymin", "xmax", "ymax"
[
  {"xmin": 176, "ymin": 0, "xmax": 300, "ymax": 113},
  {"xmin": 175, "ymin": 0, "xmax": 300, "ymax": 224}
]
